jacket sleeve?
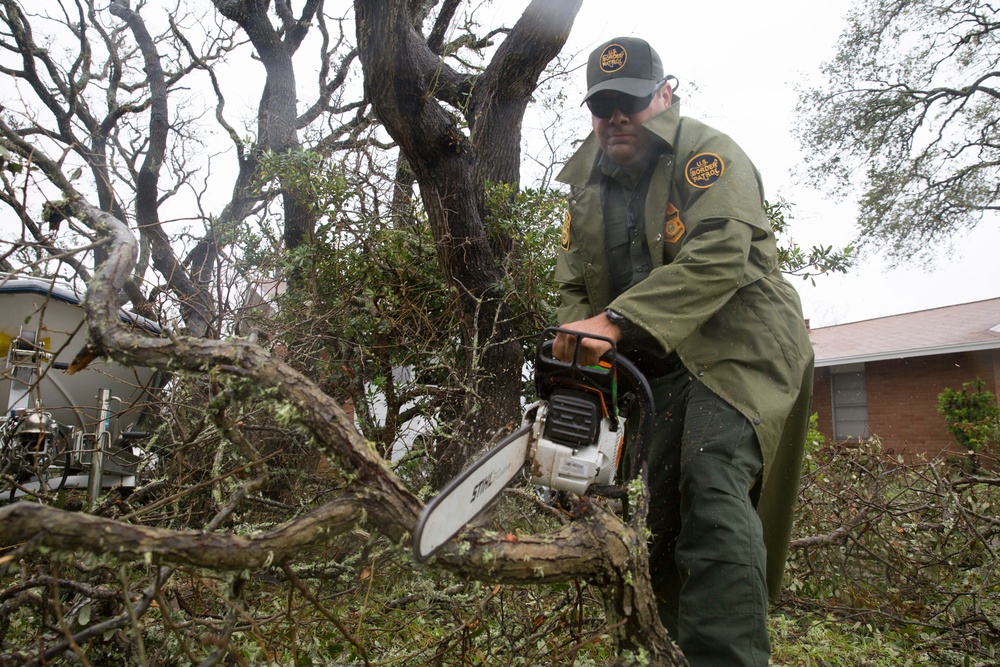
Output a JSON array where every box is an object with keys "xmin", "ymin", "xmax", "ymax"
[{"xmin": 609, "ymin": 216, "xmax": 757, "ymax": 355}]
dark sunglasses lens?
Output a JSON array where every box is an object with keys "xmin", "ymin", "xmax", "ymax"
[
  {"xmin": 624, "ymin": 94, "xmax": 653, "ymax": 114},
  {"xmin": 587, "ymin": 97, "xmax": 617, "ymax": 119},
  {"xmin": 587, "ymin": 93, "xmax": 653, "ymax": 119}
]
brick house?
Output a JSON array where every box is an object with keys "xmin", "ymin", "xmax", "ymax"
[{"xmin": 807, "ymin": 298, "xmax": 1000, "ymax": 461}]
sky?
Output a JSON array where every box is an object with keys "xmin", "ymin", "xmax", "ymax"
[{"xmin": 521, "ymin": 0, "xmax": 1000, "ymax": 328}]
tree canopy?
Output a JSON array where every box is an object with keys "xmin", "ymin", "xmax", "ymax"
[{"xmin": 794, "ymin": 0, "xmax": 1000, "ymax": 264}]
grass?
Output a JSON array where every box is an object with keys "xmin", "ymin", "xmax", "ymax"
[{"xmin": 769, "ymin": 611, "xmax": 991, "ymax": 667}]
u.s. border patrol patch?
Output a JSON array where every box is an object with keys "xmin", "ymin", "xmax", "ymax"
[
  {"xmin": 561, "ymin": 210, "xmax": 572, "ymax": 250},
  {"xmin": 600, "ymin": 44, "xmax": 627, "ymax": 73},
  {"xmin": 685, "ymin": 153, "xmax": 724, "ymax": 189},
  {"xmin": 663, "ymin": 203, "xmax": 685, "ymax": 243}
]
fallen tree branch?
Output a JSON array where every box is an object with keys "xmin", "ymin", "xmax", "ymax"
[{"xmin": 789, "ymin": 506, "xmax": 874, "ymax": 549}]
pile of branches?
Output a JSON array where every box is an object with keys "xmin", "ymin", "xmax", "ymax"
[{"xmin": 784, "ymin": 439, "xmax": 1000, "ymax": 661}]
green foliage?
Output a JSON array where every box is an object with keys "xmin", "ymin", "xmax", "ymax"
[
  {"xmin": 805, "ymin": 412, "xmax": 825, "ymax": 451},
  {"xmin": 794, "ymin": 0, "xmax": 1000, "ymax": 263},
  {"xmin": 769, "ymin": 612, "xmax": 982, "ymax": 667},
  {"xmin": 277, "ymin": 214, "xmax": 460, "ymax": 468},
  {"xmin": 937, "ymin": 379, "xmax": 1000, "ymax": 453},
  {"xmin": 767, "ymin": 199, "xmax": 854, "ymax": 283},
  {"xmin": 800, "ymin": 413, "xmax": 826, "ymax": 474},
  {"xmin": 482, "ymin": 181, "xmax": 566, "ymax": 339},
  {"xmin": 257, "ymin": 148, "xmax": 350, "ymax": 217},
  {"xmin": 250, "ymin": 172, "xmax": 566, "ymax": 467}
]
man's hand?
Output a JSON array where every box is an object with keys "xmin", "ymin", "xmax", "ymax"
[{"xmin": 553, "ymin": 313, "xmax": 623, "ymax": 366}]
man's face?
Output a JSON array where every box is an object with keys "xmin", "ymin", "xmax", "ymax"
[{"xmin": 590, "ymin": 85, "xmax": 671, "ymax": 168}]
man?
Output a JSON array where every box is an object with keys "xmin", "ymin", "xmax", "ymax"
[{"xmin": 552, "ymin": 36, "xmax": 814, "ymax": 666}]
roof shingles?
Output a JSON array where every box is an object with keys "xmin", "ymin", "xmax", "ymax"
[{"xmin": 808, "ymin": 298, "xmax": 1000, "ymax": 367}]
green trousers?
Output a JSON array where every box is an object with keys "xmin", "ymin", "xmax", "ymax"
[{"xmin": 643, "ymin": 367, "xmax": 770, "ymax": 667}]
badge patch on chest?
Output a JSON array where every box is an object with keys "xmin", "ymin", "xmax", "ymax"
[
  {"xmin": 663, "ymin": 203, "xmax": 685, "ymax": 243},
  {"xmin": 685, "ymin": 153, "xmax": 725, "ymax": 189},
  {"xmin": 561, "ymin": 210, "xmax": 572, "ymax": 250}
]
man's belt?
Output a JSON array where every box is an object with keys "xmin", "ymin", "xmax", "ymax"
[{"xmin": 624, "ymin": 349, "xmax": 685, "ymax": 377}]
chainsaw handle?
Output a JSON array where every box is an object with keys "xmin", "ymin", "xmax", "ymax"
[
  {"xmin": 613, "ymin": 352, "xmax": 656, "ymax": 483},
  {"xmin": 535, "ymin": 327, "xmax": 617, "ymax": 400}
]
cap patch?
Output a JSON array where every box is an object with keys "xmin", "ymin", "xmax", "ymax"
[
  {"xmin": 685, "ymin": 153, "xmax": 725, "ymax": 189},
  {"xmin": 600, "ymin": 44, "xmax": 628, "ymax": 73},
  {"xmin": 561, "ymin": 209, "xmax": 572, "ymax": 250}
]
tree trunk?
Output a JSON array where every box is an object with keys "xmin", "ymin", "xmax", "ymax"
[
  {"xmin": 213, "ymin": 0, "xmax": 320, "ymax": 256},
  {"xmin": 354, "ymin": 0, "xmax": 581, "ymax": 483}
]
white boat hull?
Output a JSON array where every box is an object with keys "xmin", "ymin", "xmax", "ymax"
[{"xmin": 1, "ymin": 275, "xmax": 163, "ymax": 496}]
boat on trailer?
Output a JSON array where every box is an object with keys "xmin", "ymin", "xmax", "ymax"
[{"xmin": 0, "ymin": 274, "xmax": 163, "ymax": 502}]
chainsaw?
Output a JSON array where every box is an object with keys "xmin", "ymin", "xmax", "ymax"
[{"xmin": 412, "ymin": 327, "xmax": 655, "ymax": 561}]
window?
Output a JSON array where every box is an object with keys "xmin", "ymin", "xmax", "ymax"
[{"xmin": 831, "ymin": 363, "xmax": 869, "ymax": 441}]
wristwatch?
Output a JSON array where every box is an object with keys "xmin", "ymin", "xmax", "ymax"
[{"xmin": 604, "ymin": 308, "xmax": 633, "ymax": 336}]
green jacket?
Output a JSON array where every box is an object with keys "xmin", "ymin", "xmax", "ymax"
[{"xmin": 555, "ymin": 102, "xmax": 814, "ymax": 598}]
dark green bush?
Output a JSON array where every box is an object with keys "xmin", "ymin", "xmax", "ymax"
[{"xmin": 937, "ymin": 379, "xmax": 1000, "ymax": 453}]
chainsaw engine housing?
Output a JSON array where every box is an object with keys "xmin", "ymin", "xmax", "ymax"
[{"xmin": 527, "ymin": 392, "xmax": 624, "ymax": 495}]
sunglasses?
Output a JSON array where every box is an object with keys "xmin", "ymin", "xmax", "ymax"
[
  {"xmin": 586, "ymin": 76, "xmax": 677, "ymax": 120},
  {"xmin": 586, "ymin": 93, "xmax": 655, "ymax": 119}
]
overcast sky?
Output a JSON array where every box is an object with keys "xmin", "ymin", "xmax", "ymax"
[{"xmin": 527, "ymin": 0, "xmax": 1000, "ymax": 328}]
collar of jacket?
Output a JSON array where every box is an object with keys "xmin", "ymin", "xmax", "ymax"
[{"xmin": 557, "ymin": 102, "xmax": 682, "ymax": 188}]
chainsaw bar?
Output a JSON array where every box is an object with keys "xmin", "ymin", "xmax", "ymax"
[{"xmin": 412, "ymin": 422, "xmax": 535, "ymax": 562}]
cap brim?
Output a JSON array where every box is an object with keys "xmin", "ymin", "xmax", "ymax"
[{"xmin": 582, "ymin": 77, "xmax": 658, "ymax": 103}]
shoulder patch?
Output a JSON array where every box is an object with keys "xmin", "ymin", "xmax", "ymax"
[
  {"xmin": 663, "ymin": 203, "xmax": 685, "ymax": 243},
  {"xmin": 684, "ymin": 153, "xmax": 725, "ymax": 189},
  {"xmin": 560, "ymin": 209, "xmax": 572, "ymax": 251}
]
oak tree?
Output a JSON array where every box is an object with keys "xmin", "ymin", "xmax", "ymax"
[{"xmin": 795, "ymin": 0, "xmax": 1000, "ymax": 263}]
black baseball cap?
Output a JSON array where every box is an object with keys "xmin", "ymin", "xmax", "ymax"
[{"xmin": 584, "ymin": 37, "xmax": 664, "ymax": 102}]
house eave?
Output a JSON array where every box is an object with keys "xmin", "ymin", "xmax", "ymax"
[{"xmin": 815, "ymin": 339, "xmax": 1000, "ymax": 368}]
